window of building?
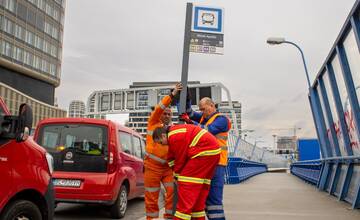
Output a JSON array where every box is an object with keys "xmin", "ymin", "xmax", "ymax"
[
  {"xmin": 36, "ymin": 14, "xmax": 45, "ymax": 30},
  {"xmin": 27, "ymin": 8, "xmax": 37, "ymax": 27},
  {"xmin": 4, "ymin": 0, "xmax": 16, "ymax": 13},
  {"xmin": 13, "ymin": 46, "xmax": 23, "ymax": 62},
  {"xmin": 16, "ymin": 3, "xmax": 28, "ymax": 21},
  {"xmin": 23, "ymin": 50, "xmax": 33, "ymax": 66},
  {"xmin": 36, "ymin": 0, "xmax": 45, "ymax": 11},
  {"xmin": 25, "ymin": 30, "xmax": 34, "ymax": 45},
  {"xmin": 4, "ymin": 18, "xmax": 13, "ymax": 35},
  {"xmin": 14, "ymin": 24, "xmax": 23, "ymax": 40},
  {"xmin": 34, "ymin": 35, "xmax": 43, "ymax": 50},
  {"xmin": 50, "ymin": 44, "xmax": 57, "ymax": 57},
  {"xmin": 33, "ymin": 55, "xmax": 40, "ymax": 69},
  {"xmin": 50, "ymin": 63, "xmax": 56, "ymax": 76},
  {"xmin": 43, "ymin": 40, "xmax": 49, "ymax": 53},
  {"xmin": 1, "ymin": 41, "xmax": 12, "ymax": 57}
]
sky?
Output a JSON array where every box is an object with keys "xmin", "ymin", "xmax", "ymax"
[{"xmin": 56, "ymin": 0, "xmax": 357, "ymax": 148}]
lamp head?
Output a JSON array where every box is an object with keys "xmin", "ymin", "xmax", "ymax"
[{"xmin": 267, "ymin": 37, "xmax": 286, "ymax": 45}]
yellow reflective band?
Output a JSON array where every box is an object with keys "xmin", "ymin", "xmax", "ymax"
[
  {"xmin": 174, "ymin": 173, "xmax": 179, "ymax": 177},
  {"xmin": 190, "ymin": 129, "xmax": 207, "ymax": 147},
  {"xmin": 191, "ymin": 211, "xmax": 206, "ymax": 218},
  {"xmin": 175, "ymin": 211, "xmax": 191, "ymax": 220},
  {"xmin": 191, "ymin": 148, "xmax": 221, "ymax": 159},
  {"xmin": 177, "ymin": 176, "xmax": 211, "ymax": 185},
  {"xmin": 168, "ymin": 128, "xmax": 187, "ymax": 137},
  {"xmin": 168, "ymin": 160, "xmax": 175, "ymax": 167}
]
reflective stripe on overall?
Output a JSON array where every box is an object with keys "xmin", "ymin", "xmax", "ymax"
[{"xmin": 199, "ymin": 113, "xmax": 230, "ymax": 166}]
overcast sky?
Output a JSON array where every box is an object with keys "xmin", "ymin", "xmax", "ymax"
[{"xmin": 56, "ymin": 0, "xmax": 356, "ymax": 148}]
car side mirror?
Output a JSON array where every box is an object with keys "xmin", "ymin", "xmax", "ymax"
[{"xmin": 15, "ymin": 104, "xmax": 33, "ymax": 142}]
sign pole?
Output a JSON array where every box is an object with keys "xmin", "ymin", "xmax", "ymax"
[{"xmin": 179, "ymin": 2, "xmax": 193, "ymax": 116}]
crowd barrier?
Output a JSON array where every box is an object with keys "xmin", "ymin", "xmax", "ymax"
[{"xmin": 225, "ymin": 157, "xmax": 268, "ymax": 184}]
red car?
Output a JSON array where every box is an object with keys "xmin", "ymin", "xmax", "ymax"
[
  {"xmin": 34, "ymin": 118, "xmax": 145, "ymax": 219},
  {"xmin": 0, "ymin": 97, "xmax": 54, "ymax": 220}
]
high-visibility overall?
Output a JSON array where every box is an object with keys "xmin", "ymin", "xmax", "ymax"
[
  {"xmin": 144, "ymin": 95, "xmax": 174, "ymax": 220},
  {"xmin": 167, "ymin": 124, "xmax": 220, "ymax": 220},
  {"xmin": 192, "ymin": 112, "xmax": 231, "ymax": 220}
]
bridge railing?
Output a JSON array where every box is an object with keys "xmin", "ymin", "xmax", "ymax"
[
  {"xmin": 290, "ymin": 160, "xmax": 322, "ymax": 185},
  {"xmin": 290, "ymin": 156, "xmax": 360, "ymax": 209},
  {"xmin": 227, "ymin": 133, "xmax": 288, "ymax": 168},
  {"xmin": 225, "ymin": 157, "xmax": 267, "ymax": 184}
]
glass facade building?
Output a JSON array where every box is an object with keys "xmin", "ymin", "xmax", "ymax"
[
  {"xmin": 0, "ymin": 0, "xmax": 66, "ymax": 126},
  {"xmin": 0, "ymin": 0, "xmax": 65, "ymax": 104}
]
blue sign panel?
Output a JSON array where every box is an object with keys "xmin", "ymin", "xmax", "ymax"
[{"xmin": 192, "ymin": 6, "xmax": 224, "ymax": 34}]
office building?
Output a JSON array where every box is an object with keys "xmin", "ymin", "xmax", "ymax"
[
  {"xmin": 0, "ymin": 0, "xmax": 66, "ymax": 126},
  {"xmin": 218, "ymin": 101, "xmax": 242, "ymax": 135},
  {"xmin": 87, "ymin": 82, "xmax": 241, "ymax": 137},
  {"xmin": 68, "ymin": 100, "xmax": 85, "ymax": 118}
]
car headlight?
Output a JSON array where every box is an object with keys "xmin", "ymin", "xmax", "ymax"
[{"xmin": 46, "ymin": 153, "xmax": 54, "ymax": 174}]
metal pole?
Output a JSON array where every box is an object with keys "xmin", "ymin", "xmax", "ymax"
[
  {"xmin": 179, "ymin": 3, "xmax": 193, "ymax": 116},
  {"xmin": 284, "ymin": 41, "xmax": 311, "ymax": 88},
  {"xmin": 174, "ymin": 3, "xmax": 193, "ymax": 213}
]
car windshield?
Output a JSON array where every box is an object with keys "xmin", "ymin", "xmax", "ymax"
[{"xmin": 39, "ymin": 124, "xmax": 108, "ymax": 156}]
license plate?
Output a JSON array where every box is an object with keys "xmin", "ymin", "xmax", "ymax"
[{"xmin": 53, "ymin": 179, "xmax": 81, "ymax": 188}]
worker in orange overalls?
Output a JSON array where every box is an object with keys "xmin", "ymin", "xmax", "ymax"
[
  {"xmin": 144, "ymin": 83, "xmax": 182, "ymax": 220},
  {"xmin": 152, "ymin": 124, "xmax": 221, "ymax": 220}
]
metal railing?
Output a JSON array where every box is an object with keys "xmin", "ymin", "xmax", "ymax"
[
  {"xmin": 290, "ymin": 156, "xmax": 360, "ymax": 209},
  {"xmin": 227, "ymin": 133, "xmax": 289, "ymax": 168},
  {"xmin": 290, "ymin": 161, "xmax": 322, "ymax": 184},
  {"xmin": 225, "ymin": 157, "xmax": 267, "ymax": 184}
]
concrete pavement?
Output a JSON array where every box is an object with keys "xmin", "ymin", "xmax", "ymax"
[
  {"xmin": 55, "ymin": 173, "xmax": 360, "ymax": 220},
  {"xmin": 223, "ymin": 173, "xmax": 360, "ymax": 220}
]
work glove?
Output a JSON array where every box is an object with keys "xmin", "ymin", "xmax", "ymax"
[{"xmin": 179, "ymin": 113, "xmax": 193, "ymax": 124}]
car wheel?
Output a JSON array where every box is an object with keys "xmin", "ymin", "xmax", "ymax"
[
  {"xmin": 0, "ymin": 200, "xmax": 42, "ymax": 220},
  {"xmin": 110, "ymin": 185, "xmax": 128, "ymax": 219}
]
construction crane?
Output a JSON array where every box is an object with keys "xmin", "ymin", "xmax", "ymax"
[{"xmin": 270, "ymin": 126, "xmax": 301, "ymax": 137}]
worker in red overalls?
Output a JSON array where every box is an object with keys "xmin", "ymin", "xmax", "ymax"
[{"xmin": 152, "ymin": 124, "xmax": 220, "ymax": 220}]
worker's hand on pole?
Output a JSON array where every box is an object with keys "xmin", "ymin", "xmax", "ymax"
[
  {"xmin": 172, "ymin": 83, "xmax": 183, "ymax": 97},
  {"xmin": 179, "ymin": 113, "xmax": 193, "ymax": 124}
]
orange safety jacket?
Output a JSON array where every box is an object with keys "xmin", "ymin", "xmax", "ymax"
[
  {"xmin": 199, "ymin": 113, "xmax": 231, "ymax": 166},
  {"xmin": 167, "ymin": 124, "xmax": 221, "ymax": 177},
  {"xmin": 145, "ymin": 95, "xmax": 172, "ymax": 170}
]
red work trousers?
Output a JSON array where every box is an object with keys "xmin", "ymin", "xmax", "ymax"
[
  {"xmin": 144, "ymin": 166, "xmax": 174, "ymax": 219},
  {"xmin": 174, "ymin": 155, "xmax": 220, "ymax": 220}
]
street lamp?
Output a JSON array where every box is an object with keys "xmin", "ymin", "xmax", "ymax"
[
  {"xmin": 272, "ymin": 134, "xmax": 277, "ymax": 155},
  {"xmin": 241, "ymin": 129, "xmax": 254, "ymax": 141},
  {"xmin": 266, "ymin": 37, "xmax": 311, "ymax": 88}
]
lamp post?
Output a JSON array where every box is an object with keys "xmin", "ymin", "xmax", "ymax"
[
  {"xmin": 266, "ymin": 37, "xmax": 311, "ymax": 88},
  {"xmin": 272, "ymin": 134, "xmax": 277, "ymax": 155},
  {"xmin": 267, "ymin": 37, "xmax": 325, "ymax": 160},
  {"xmin": 241, "ymin": 129, "xmax": 255, "ymax": 141}
]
